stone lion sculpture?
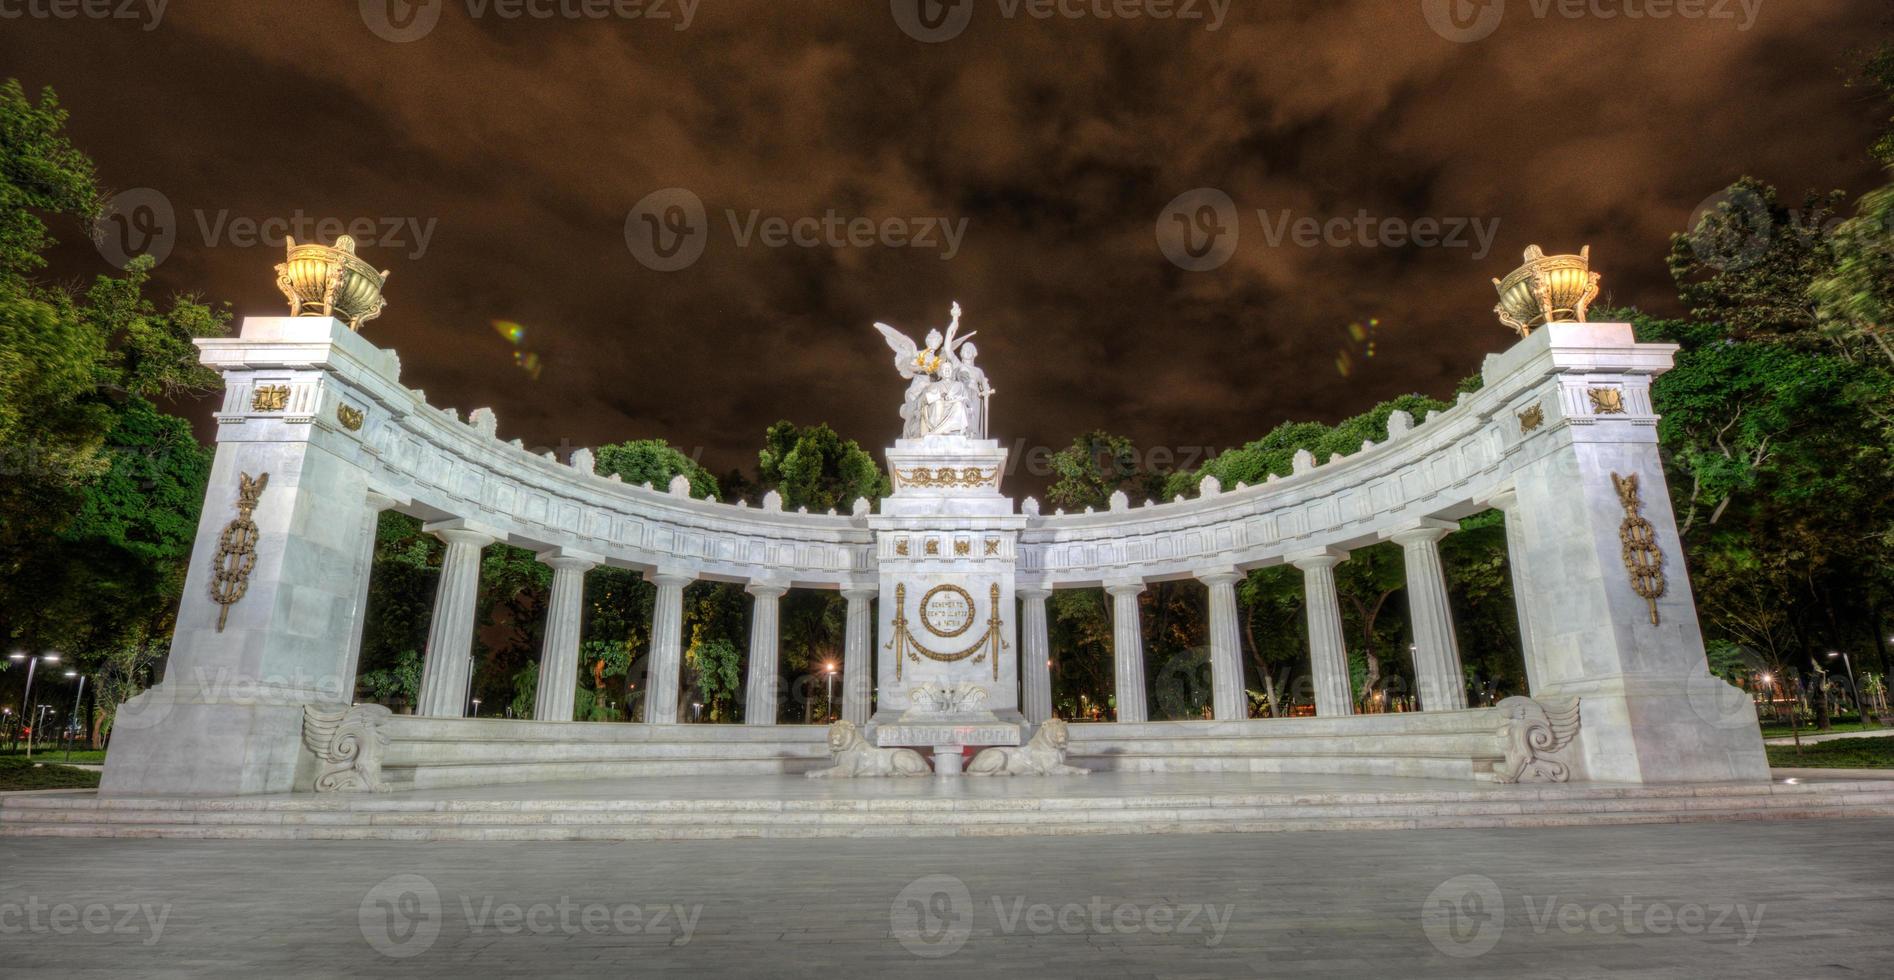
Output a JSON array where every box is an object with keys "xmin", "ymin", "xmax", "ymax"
[
  {"xmin": 805, "ymin": 720, "xmax": 932, "ymax": 778},
  {"xmin": 967, "ymin": 719, "xmax": 1090, "ymax": 777}
]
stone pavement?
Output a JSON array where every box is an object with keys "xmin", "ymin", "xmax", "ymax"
[{"xmin": 2, "ymin": 818, "xmax": 1890, "ymax": 977}]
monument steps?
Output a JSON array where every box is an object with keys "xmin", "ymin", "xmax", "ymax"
[
  {"xmin": 1066, "ymin": 714, "xmax": 1510, "ymax": 781},
  {"xmin": 7, "ymin": 781, "xmax": 1891, "ymax": 840}
]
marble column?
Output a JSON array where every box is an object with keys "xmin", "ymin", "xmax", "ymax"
[
  {"xmin": 1199, "ymin": 569, "xmax": 1247, "ymax": 721},
  {"xmin": 1105, "ymin": 580, "xmax": 1148, "ymax": 723},
  {"xmin": 841, "ymin": 586, "xmax": 876, "ymax": 726},
  {"xmin": 340, "ymin": 491, "xmax": 404, "ymax": 696},
  {"xmin": 415, "ymin": 527, "xmax": 494, "ymax": 717},
  {"xmin": 1489, "ymin": 489, "xmax": 1542, "ymax": 695},
  {"xmin": 532, "ymin": 552, "xmax": 596, "ymax": 722},
  {"xmin": 1389, "ymin": 521, "xmax": 1468, "ymax": 711},
  {"xmin": 1291, "ymin": 549, "xmax": 1354, "ymax": 717},
  {"xmin": 743, "ymin": 580, "xmax": 789, "ymax": 725},
  {"xmin": 1018, "ymin": 585, "xmax": 1054, "ymax": 725},
  {"xmin": 643, "ymin": 570, "xmax": 692, "ymax": 724}
]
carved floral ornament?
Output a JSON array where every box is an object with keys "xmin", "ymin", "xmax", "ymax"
[
  {"xmin": 209, "ymin": 472, "xmax": 268, "ymax": 632},
  {"xmin": 895, "ymin": 466, "xmax": 998, "ymax": 490},
  {"xmin": 1612, "ymin": 472, "xmax": 1668, "ymax": 625},
  {"xmin": 1493, "ymin": 696, "xmax": 1581, "ymax": 784},
  {"xmin": 301, "ymin": 703, "xmax": 394, "ymax": 793}
]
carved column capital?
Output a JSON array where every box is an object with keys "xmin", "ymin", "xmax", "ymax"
[
  {"xmin": 1383, "ymin": 517, "xmax": 1458, "ymax": 547},
  {"xmin": 1103, "ymin": 578, "xmax": 1147, "ymax": 598},
  {"xmin": 1288, "ymin": 546, "xmax": 1350, "ymax": 572},
  {"xmin": 1195, "ymin": 567, "xmax": 1244, "ymax": 588}
]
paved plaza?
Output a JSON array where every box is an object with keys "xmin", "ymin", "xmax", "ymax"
[{"xmin": 2, "ymin": 818, "xmax": 1889, "ymax": 977}]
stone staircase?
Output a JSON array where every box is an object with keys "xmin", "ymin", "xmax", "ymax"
[
  {"xmin": 1066, "ymin": 712, "xmax": 1511, "ymax": 781},
  {"xmin": 6, "ymin": 779, "xmax": 1892, "ymax": 841}
]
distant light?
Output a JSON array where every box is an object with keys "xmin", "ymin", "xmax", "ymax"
[
  {"xmin": 43, "ymin": 654, "xmax": 58, "ymax": 663},
  {"xmin": 64, "ymin": 671, "xmax": 77, "ymax": 678}
]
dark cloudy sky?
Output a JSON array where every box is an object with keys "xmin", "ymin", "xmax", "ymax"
[{"xmin": 8, "ymin": 0, "xmax": 1890, "ymax": 487}]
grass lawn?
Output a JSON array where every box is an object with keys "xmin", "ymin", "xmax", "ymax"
[
  {"xmin": 0, "ymin": 746, "xmax": 106, "ymax": 765},
  {"xmin": 1766, "ymin": 737, "xmax": 1894, "ymax": 770},
  {"xmin": 1759, "ymin": 719, "xmax": 1884, "ymax": 739},
  {"xmin": 0, "ymin": 755, "xmax": 101, "ymax": 791}
]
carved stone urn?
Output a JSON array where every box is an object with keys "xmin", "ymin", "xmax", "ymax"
[
  {"xmin": 274, "ymin": 235, "xmax": 390, "ymax": 331},
  {"xmin": 1492, "ymin": 245, "xmax": 1602, "ymax": 338}
]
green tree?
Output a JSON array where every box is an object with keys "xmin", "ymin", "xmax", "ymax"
[
  {"xmin": 0, "ymin": 81, "xmax": 228, "ymax": 721},
  {"xmin": 591, "ymin": 439, "xmax": 719, "ymax": 499},
  {"xmin": 756, "ymin": 420, "xmax": 888, "ymax": 511}
]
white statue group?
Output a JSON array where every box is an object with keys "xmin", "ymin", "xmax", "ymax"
[{"xmin": 874, "ymin": 302, "xmax": 995, "ymax": 439}]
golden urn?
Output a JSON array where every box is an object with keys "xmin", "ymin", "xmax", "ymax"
[
  {"xmin": 274, "ymin": 235, "xmax": 390, "ymax": 331},
  {"xmin": 1492, "ymin": 245, "xmax": 1602, "ymax": 338}
]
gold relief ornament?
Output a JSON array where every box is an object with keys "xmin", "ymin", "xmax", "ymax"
[
  {"xmin": 1611, "ymin": 472, "xmax": 1667, "ymax": 626},
  {"xmin": 1493, "ymin": 245, "xmax": 1602, "ymax": 338},
  {"xmin": 1518, "ymin": 403, "xmax": 1545, "ymax": 433},
  {"xmin": 209, "ymin": 472, "xmax": 269, "ymax": 632},
  {"xmin": 336, "ymin": 403, "xmax": 365, "ymax": 432},
  {"xmin": 896, "ymin": 466, "xmax": 998, "ymax": 490},
  {"xmin": 886, "ymin": 583, "xmax": 1009, "ymax": 681},
  {"xmin": 1588, "ymin": 387, "xmax": 1626, "ymax": 415},
  {"xmin": 275, "ymin": 235, "xmax": 391, "ymax": 332},
  {"xmin": 252, "ymin": 384, "xmax": 290, "ymax": 412}
]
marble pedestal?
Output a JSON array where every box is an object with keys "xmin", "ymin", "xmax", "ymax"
[{"xmin": 875, "ymin": 711, "xmax": 1022, "ymax": 778}]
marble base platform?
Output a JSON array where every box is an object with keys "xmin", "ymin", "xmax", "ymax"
[{"xmin": 8, "ymin": 771, "xmax": 1892, "ymax": 841}]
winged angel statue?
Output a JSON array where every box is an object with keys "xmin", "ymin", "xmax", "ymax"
[{"xmin": 873, "ymin": 302, "xmax": 994, "ymax": 439}]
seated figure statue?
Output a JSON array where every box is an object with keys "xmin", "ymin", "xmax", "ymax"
[
  {"xmin": 805, "ymin": 720, "xmax": 932, "ymax": 778},
  {"xmin": 966, "ymin": 719, "xmax": 1090, "ymax": 777}
]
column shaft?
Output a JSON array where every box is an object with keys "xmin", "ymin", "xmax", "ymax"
[
  {"xmin": 1294, "ymin": 554, "xmax": 1354, "ymax": 717},
  {"xmin": 743, "ymin": 584, "xmax": 787, "ymax": 725},
  {"xmin": 643, "ymin": 572, "xmax": 690, "ymax": 724},
  {"xmin": 1200, "ymin": 571, "xmax": 1247, "ymax": 720},
  {"xmin": 841, "ymin": 588, "xmax": 875, "ymax": 726},
  {"xmin": 533, "ymin": 556, "xmax": 594, "ymax": 722},
  {"xmin": 1491, "ymin": 492, "xmax": 1543, "ymax": 695},
  {"xmin": 416, "ymin": 529, "xmax": 493, "ymax": 717},
  {"xmin": 1107, "ymin": 582, "xmax": 1148, "ymax": 723},
  {"xmin": 1019, "ymin": 588, "xmax": 1054, "ymax": 725},
  {"xmin": 1396, "ymin": 527, "xmax": 1468, "ymax": 711},
  {"xmin": 340, "ymin": 493, "xmax": 400, "ymax": 694}
]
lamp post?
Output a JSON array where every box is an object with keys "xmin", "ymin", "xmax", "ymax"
[
  {"xmin": 9, "ymin": 651, "xmax": 59, "ymax": 758},
  {"xmin": 823, "ymin": 662, "xmax": 837, "ymax": 723},
  {"xmin": 470, "ymin": 698, "xmax": 482, "ymax": 718},
  {"xmin": 63, "ymin": 671, "xmax": 85, "ymax": 761},
  {"xmin": 1827, "ymin": 651, "xmax": 1860, "ymax": 721}
]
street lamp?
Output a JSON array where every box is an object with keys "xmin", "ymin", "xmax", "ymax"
[
  {"xmin": 62, "ymin": 670, "xmax": 85, "ymax": 761},
  {"xmin": 9, "ymin": 651, "xmax": 59, "ymax": 757},
  {"xmin": 1827, "ymin": 652, "xmax": 1860, "ymax": 721},
  {"xmin": 824, "ymin": 662, "xmax": 838, "ymax": 722},
  {"xmin": 470, "ymin": 698, "xmax": 482, "ymax": 718}
]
